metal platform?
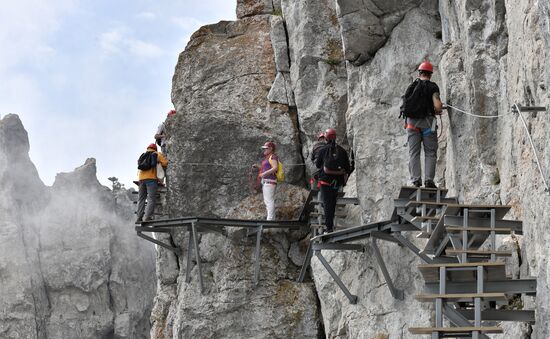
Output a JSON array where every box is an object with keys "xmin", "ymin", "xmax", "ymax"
[{"xmin": 134, "ymin": 184, "xmax": 536, "ymax": 337}]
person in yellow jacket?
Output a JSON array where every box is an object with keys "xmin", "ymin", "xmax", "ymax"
[{"xmin": 136, "ymin": 143, "xmax": 168, "ymax": 223}]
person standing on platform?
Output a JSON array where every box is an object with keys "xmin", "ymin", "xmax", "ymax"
[
  {"xmin": 259, "ymin": 141, "xmax": 278, "ymax": 221},
  {"xmin": 315, "ymin": 128, "xmax": 351, "ymax": 233},
  {"xmin": 135, "ymin": 143, "xmax": 168, "ymax": 224}
]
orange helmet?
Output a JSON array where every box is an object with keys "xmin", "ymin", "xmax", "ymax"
[
  {"xmin": 325, "ymin": 128, "xmax": 336, "ymax": 140},
  {"xmin": 147, "ymin": 143, "xmax": 157, "ymax": 150},
  {"xmin": 418, "ymin": 61, "xmax": 433, "ymax": 73}
]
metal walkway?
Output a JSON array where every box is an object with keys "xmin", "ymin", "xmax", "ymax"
[
  {"xmin": 295, "ymin": 186, "xmax": 536, "ymax": 338},
  {"xmin": 135, "ymin": 186, "xmax": 536, "ymax": 337}
]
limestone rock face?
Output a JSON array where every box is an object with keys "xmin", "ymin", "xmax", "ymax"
[
  {"xmin": 438, "ymin": 1, "xmax": 550, "ymax": 337},
  {"xmin": 158, "ymin": 0, "xmax": 550, "ymax": 338},
  {"xmin": 236, "ymin": 0, "xmax": 275, "ymax": 19},
  {"xmin": 156, "ymin": 11, "xmax": 319, "ymax": 339},
  {"xmin": 169, "ymin": 15, "xmax": 303, "ymax": 218},
  {"xmin": 346, "ymin": 1, "xmax": 442, "ymax": 221},
  {"xmin": 151, "ymin": 185, "xmax": 321, "ymax": 338},
  {"xmin": 281, "ymin": 0, "xmax": 349, "ymax": 176},
  {"xmin": 334, "ymin": 0, "xmax": 422, "ymax": 66},
  {"xmin": 0, "ymin": 115, "xmax": 156, "ymax": 338}
]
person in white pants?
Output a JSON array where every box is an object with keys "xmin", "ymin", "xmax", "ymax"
[{"xmin": 259, "ymin": 141, "xmax": 278, "ymax": 220}]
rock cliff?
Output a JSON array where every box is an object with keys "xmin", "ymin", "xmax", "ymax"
[
  {"xmin": 0, "ymin": 114, "xmax": 156, "ymax": 338},
  {"xmin": 155, "ymin": 0, "xmax": 550, "ymax": 338}
]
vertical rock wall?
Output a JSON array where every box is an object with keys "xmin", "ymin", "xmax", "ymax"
[
  {"xmin": 0, "ymin": 115, "xmax": 156, "ymax": 338},
  {"xmin": 159, "ymin": 0, "xmax": 550, "ymax": 337},
  {"xmin": 439, "ymin": 1, "xmax": 550, "ymax": 337},
  {"xmin": 155, "ymin": 3, "xmax": 321, "ymax": 338}
]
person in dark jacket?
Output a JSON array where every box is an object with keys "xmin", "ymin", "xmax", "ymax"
[
  {"xmin": 315, "ymin": 128, "xmax": 351, "ymax": 233},
  {"xmin": 309, "ymin": 131, "xmax": 327, "ymax": 188}
]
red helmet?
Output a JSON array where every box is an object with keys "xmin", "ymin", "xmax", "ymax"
[
  {"xmin": 261, "ymin": 141, "xmax": 276, "ymax": 151},
  {"xmin": 167, "ymin": 109, "xmax": 176, "ymax": 117},
  {"xmin": 317, "ymin": 132, "xmax": 326, "ymax": 140},
  {"xmin": 418, "ymin": 61, "xmax": 433, "ymax": 73},
  {"xmin": 147, "ymin": 143, "xmax": 157, "ymax": 150},
  {"xmin": 325, "ymin": 128, "xmax": 336, "ymax": 140}
]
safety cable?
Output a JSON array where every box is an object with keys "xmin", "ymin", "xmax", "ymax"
[
  {"xmin": 169, "ymin": 104, "xmax": 548, "ymax": 193},
  {"xmin": 178, "ymin": 162, "xmax": 307, "ymax": 167},
  {"xmin": 445, "ymin": 104, "xmax": 505, "ymax": 118},
  {"xmin": 446, "ymin": 102, "xmax": 548, "ymax": 193},
  {"xmin": 513, "ymin": 103, "xmax": 549, "ymax": 192}
]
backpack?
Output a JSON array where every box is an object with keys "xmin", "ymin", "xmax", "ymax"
[
  {"xmin": 137, "ymin": 151, "xmax": 157, "ymax": 171},
  {"xmin": 269, "ymin": 155, "xmax": 285, "ymax": 183},
  {"xmin": 400, "ymin": 79, "xmax": 431, "ymax": 119},
  {"xmin": 323, "ymin": 144, "xmax": 345, "ymax": 175}
]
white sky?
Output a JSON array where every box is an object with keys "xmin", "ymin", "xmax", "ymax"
[{"xmin": 0, "ymin": 0, "xmax": 236, "ymax": 189}]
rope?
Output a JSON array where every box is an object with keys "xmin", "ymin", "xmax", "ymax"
[
  {"xmin": 445, "ymin": 104, "xmax": 505, "ymax": 119},
  {"xmin": 178, "ymin": 162, "xmax": 307, "ymax": 168},
  {"xmin": 514, "ymin": 103, "xmax": 549, "ymax": 193}
]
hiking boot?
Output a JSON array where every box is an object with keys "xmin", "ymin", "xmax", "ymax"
[
  {"xmin": 412, "ymin": 180, "xmax": 422, "ymax": 188},
  {"xmin": 424, "ymin": 180, "xmax": 437, "ymax": 189}
]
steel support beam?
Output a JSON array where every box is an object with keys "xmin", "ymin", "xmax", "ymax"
[
  {"xmin": 136, "ymin": 232, "xmax": 181, "ymax": 255},
  {"xmin": 185, "ymin": 230, "xmax": 193, "ymax": 283},
  {"xmin": 191, "ymin": 222, "xmax": 204, "ymax": 293},
  {"xmin": 135, "ymin": 226, "xmax": 173, "ymax": 233},
  {"xmin": 315, "ymin": 251, "xmax": 358, "ymax": 304},
  {"xmin": 392, "ymin": 233, "xmax": 432, "ymax": 263},
  {"xmin": 371, "ymin": 231, "xmax": 400, "ymax": 244},
  {"xmin": 254, "ymin": 225, "xmax": 263, "ymax": 286},
  {"xmin": 371, "ymin": 238, "xmax": 404, "ymax": 300},
  {"xmin": 312, "ymin": 243, "xmax": 364, "ymax": 251},
  {"xmin": 443, "ymin": 305, "xmax": 490, "ymax": 339},
  {"xmin": 297, "ymin": 240, "xmax": 313, "ymax": 283}
]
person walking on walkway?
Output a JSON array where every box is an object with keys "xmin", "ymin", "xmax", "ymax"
[
  {"xmin": 310, "ymin": 131, "xmax": 327, "ymax": 188},
  {"xmin": 136, "ymin": 143, "xmax": 168, "ymax": 224},
  {"xmin": 315, "ymin": 128, "xmax": 351, "ymax": 233},
  {"xmin": 155, "ymin": 109, "xmax": 176, "ymax": 154},
  {"xmin": 400, "ymin": 61, "xmax": 443, "ymax": 188},
  {"xmin": 259, "ymin": 141, "xmax": 278, "ymax": 220}
]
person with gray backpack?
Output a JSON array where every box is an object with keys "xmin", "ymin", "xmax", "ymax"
[{"xmin": 400, "ymin": 61, "xmax": 443, "ymax": 188}]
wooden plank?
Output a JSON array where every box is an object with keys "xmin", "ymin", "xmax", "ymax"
[
  {"xmin": 409, "ymin": 327, "xmax": 503, "ymax": 334},
  {"xmin": 415, "ymin": 292, "xmax": 507, "ymax": 302},
  {"xmin": 399, "ymin": 186, "xmax": 448, "ymax": 195},
  {"xmin": 406, "ymin": 200, "xmax": 448, "ymax": 207},
  {"xmin": 419, "ymin": 262, "xmax": 505, "ymax": 269},
  {"xmin": 445, "ymin": 226, "xmax": 513, "ymax": 234},
  {"xmin": 446, "ymin": 249, "xmax": 512, "ymax": 257}
]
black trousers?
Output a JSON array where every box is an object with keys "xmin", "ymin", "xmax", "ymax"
[{"xmin": 320, "ymin": 184, "xmax": 339, "ymax": 232}]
